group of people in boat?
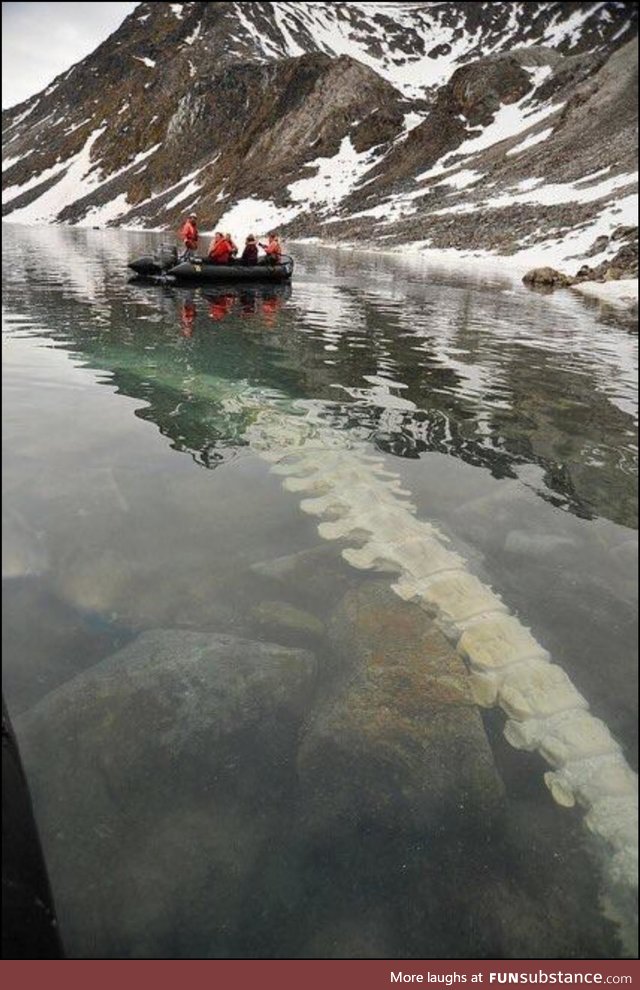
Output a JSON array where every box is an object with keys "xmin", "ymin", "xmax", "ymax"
[{"xmin": 179, "ymin": 212, "xmax": 283, "ymax": 266}]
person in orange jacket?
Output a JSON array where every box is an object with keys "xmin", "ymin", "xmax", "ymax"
[
  {"xmin": 224, "ymin": 232, "xmax": 238, "ymax": 261},
  {"xmin": 179, "ymin": 212, "xmax": 199, "ymax": 259},
  {"xmin": 259, "ymin": 232, "xmax": 282, "ymax": 265},
  {"xmin": 208, "ymin": 232, "xmax": 232, "ymax": 265}
]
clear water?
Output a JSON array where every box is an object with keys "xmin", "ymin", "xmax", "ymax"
[{"xmin": 2, "ymin": 224, "xmax": 637, "ymax": 959}]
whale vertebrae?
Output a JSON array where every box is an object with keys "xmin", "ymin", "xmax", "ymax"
[{"xmin": 246, "ymin": 407, "xmax": 638, "ymax": 942}]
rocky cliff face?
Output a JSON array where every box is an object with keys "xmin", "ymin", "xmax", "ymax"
[{"xmin": 2, "ymin": 2, "xmax": 638, "ymax": 266}]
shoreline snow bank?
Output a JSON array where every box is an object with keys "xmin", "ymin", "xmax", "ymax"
[
  {"xmin": 570, "ymin": 278, "xmax": 638, "ymax": 307},
  {"xmin": 289, "ymin": 237, "xmax": 638, "ymax": 306}
]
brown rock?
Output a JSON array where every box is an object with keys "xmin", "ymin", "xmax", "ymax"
[
  {"xmin": 296, "ymin": 582, "xmax": 504, "ymax": 835},
  {"xmin": 522, "ymin": 266, "xmax": 574, "ymax": 287}
]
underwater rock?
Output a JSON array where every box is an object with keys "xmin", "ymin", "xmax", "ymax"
[
  {"xmin": 249, "ymin": 544, "xmax": 354, "ymax": 608},
  {"xmin": 296, "ymin": 582, "xmax": 504, "ymax": 835},
  {"xmin": 250, "ymin": 545, "xmax": 339, "ymax": 582},
  {"xmin": 250, "ymin": 600, "xmax": 326, "ymax": 640},
  {"xmin": 16, "ymin": 629, "xmax": 316, "ymax": 957}
]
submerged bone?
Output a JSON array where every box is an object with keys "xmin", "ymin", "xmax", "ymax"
[
  {"xmin": 283, "ymin": 474, "xmax": 333, "ymax": 494},
  {"xmin": 391, "ymin": 571, "xmax": 468, "ymax": 604},
  {"xmin": 342, "ymin": 545, "xmax": 402, "ymax": 573},
  {"xmin": 458, "ymin": 614, "xmax": 550, "ymax": 672},
  {"xmin": 504, "ymin": 710, "xmax": 621, "ymax": 767},
  {"xmin": 342, "ymin": 535, "xmax": 463, "ymax": 578},
  {"xmin": 318, "ymin": 504, "xmax": 421, "ymax": 542},
  {"xmin": 387, "ymin": 536, "xmax": 465, "ymax": 580},
  {"xmin": 245, "ymin": 405, "xmax": 638, "ymax": 928},
  {"xmin": 495, "ymin": 660, "xmax": 589, "ymax": 721},
  {"xmin": 299, "ymin": 494, "xmax": 350, "ymax": 518},
  {"xmin": 469, "ymin": 666, "xmax": 519, "ymax": 707},
  {"xmin": 585, "ymin": 798, "xmax": 639, "ymax": 852},
  {"xmin": 545, "ymin": 754, "xmax": 638, "ymax": 809},
  {"xmin": 469, "ymin": 659, "xmax": 586, "ymax": 715},
  {"xmin": 414, "ymin": 571, "xmax": 508, "ymax": 626}
]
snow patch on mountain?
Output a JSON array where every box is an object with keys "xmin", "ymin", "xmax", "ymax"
[
  {"xmin": 506, "ymin": 127, "xmax": 554, "ymax": 157},
  {"xmin": 215, "ymin": 197, "xmax": 301, "ymax": 239},
  {"xmin": 476, "ymin": 172, "xmax": 638, "ymax": 211},
  {"xmin": 2, "ymin": 150, "xmax": 32, "ymax": 173},
  {"xmin": 4, "ymin": 127, "xmax": 106, "ymax": 224},
  {"xmin": 3, "ymin": 139, "xmax": 164, "ymax": 225},
  {"xmin": 164, "ymin": 173, "xmax": 206, "ymax": 211},
  {"xmin": 184, "ymin": 23, "xmax": 201, "ymax": 46},
  {"xmin": 447, "ymin": 98, "xmax": 564, "ymax": 163},
  {"xmin": 3, "ymin": 157, "xmax": 71, "ymax": 206},
  {"xmin": 289, "ymin": 137, "xmax": 381, "ymax": 210}
]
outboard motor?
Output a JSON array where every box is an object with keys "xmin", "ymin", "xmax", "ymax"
[
  {"xmin": 157, "ymin": 244, "xmax": 178, "ymax": 269},
  {"xmin": 128, "ymin": 243, "xmax": 178, "ymax": 277}
]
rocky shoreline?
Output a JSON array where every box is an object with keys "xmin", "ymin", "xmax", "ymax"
[{"xmin": 522, "ymin": 224, "xmax": 638, "ymax": 295}]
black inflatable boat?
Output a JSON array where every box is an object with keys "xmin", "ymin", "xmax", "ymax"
[
  {"xmin": 2, "ymin": 699, "xmax": 63, "ymax": 957},
  {"xmin": 129, "ymin": 245, "xmax": 294, "ymax": 283}
]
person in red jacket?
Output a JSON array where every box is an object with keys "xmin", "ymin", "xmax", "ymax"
[
  {"xmin": 179, "ymin": 212, "xmax": 199, "ymax": 259},
  {"xmin": 259, "ymin": 232, "xmax": 282, "ymax": 265},
  {"xmin": 208, "ymin": 232, "xmax": 232, "ymax": 265}
]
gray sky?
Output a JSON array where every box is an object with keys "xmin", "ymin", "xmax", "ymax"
[{"xmin": 2, "ymin": 2, "xmax": 138, "ymax": 109}]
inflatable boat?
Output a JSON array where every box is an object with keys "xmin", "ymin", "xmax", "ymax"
[{"xmin": 129, "ymin": 245, "xmax": 294, "ymax": 283}]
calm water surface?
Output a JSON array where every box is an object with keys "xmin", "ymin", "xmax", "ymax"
[{"xmin": 2, "ymin": 225, "xmax": 638, "ymax": 958}]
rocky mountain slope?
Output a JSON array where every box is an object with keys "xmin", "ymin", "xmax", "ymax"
[{"xmin": 2, "ymin": 2, "xmax": 638, "ymax": 269}]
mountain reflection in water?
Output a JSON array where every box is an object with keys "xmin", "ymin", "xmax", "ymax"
[{"xmin": 6, "ymin": 225, "xmax": 633, "ymax": 526}]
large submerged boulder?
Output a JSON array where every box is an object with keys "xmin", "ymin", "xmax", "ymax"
[
  {"xmin": 296, "ymin": 582, "xmax": 504, "ymax": 836},
  {"xmin": 16, "ymin": 629, "xmax": 317, "ymax": 958}
]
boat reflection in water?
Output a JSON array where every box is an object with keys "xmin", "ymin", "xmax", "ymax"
[{"xmin": 179, "ymin": 283, "xmax": 291, "ymax": 336}]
